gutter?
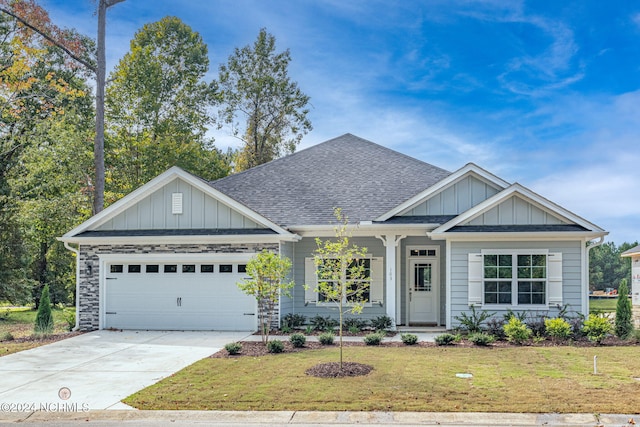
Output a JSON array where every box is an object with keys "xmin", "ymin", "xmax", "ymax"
[{"xmin": 63, "ymin": 241, "xmax": 80, "ymax": 331}]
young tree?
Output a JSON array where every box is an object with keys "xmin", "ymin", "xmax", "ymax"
[
  {"xmin": 615, "ymin": 278, "xmax": 633, "ymax": 339},
  {"xmin": 237, "ymin": 250, "xmax": 294, "ymax": 344},
  {"xmin": 313, "ymin": 208, "xmax": 369, "ymax": 369},
  {"xmin": 106, "ymin": 16, "xmax": 226, "ymax": 199},
  {"xmin": 215, "ymin": 28, "xmax": 312, "ymax": 171},
  {"xmin": 34, "ymin": 283, "xmax": 53, "ymax": 336}
]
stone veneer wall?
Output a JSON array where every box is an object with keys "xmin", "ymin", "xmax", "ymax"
[{"xmin": 78, "ymin": 243, "xmax": 279, "ymax": 331}]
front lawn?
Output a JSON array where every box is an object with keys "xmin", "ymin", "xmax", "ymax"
[
  {"xmin": 125, "ymin": 346, "xmax": 640, "ymax": 413},
  {"xmin": 0, "ymin": 307, "xmax": 75, "ymax": 357},
  {"xmin": 589, "ymin": 297, "xmax": 618, "ymax": 314}
]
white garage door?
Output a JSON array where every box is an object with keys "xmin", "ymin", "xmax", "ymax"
[{"xmin": 104, "ymin": 261, "xmax": 256, "ymax": 331}]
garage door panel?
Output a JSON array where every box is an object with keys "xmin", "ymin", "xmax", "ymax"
[{"xmin": 104, "ymin": 262, "xmax": 257, "ymax": 331}]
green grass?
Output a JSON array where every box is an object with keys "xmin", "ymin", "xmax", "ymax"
[
  {"xmin": 125, "ymin": 346, "xmax": 640, "ymax": 413},
  {"xmin": 0, "ymin": 307, "xmax": 73, "ymax": 356},
  {"xmin": 589, "ymin": 298, "xmax": 618, "ymax": 314}
]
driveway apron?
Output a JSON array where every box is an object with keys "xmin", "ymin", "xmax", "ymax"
[{"xmin": 0, "ymin": 330, "xmax": 249, "ymax": 410}]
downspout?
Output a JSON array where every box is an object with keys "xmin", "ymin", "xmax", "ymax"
[
  {"xmin": 584, "ymin": 236, "xmax": 605, "ymax": 317},
  {"xmin": 63, "ymin": 242, "xmax": 81, "ymax": 331}
]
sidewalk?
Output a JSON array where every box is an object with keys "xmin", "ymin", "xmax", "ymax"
[{"xmin": 0, "ymin": 410, "xmax": 636, "ymax": 426}]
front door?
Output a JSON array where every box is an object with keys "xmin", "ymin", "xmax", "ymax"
[{"xmin": 409, "ymin": 259, "xmax": 439, "ymax": 325}]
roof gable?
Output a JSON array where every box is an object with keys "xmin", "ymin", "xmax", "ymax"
[
  {"xmin": 62, "ymin": 167, "xmax": 292, "ymax": 240},
  {"xmin": 377, "ymin": 163, "xmax": 509, "ymax": 221},
  {"xmin": 431, "ymin": 183, "xmax": 606, "ymax": 235},
  {"xmin": 210, "ymin": 134, "xmax": 451, "ymax": 225}
]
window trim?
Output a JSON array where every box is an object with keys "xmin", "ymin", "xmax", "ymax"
[
  {"xmin": 480, "ymin": 249, "xmax": 549, "ymax": 308},
  {"xmin": 315, "ymin": 257, "xmax": 373, "ymax": 306}
]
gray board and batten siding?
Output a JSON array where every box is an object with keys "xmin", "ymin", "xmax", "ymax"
[
  {"xmin": 95, "ymin": 178, "xmax": 265, "ymax": 231},
  {"xmin": 449, "ymin": 240, "xmax": 583, "ymax": 327}
]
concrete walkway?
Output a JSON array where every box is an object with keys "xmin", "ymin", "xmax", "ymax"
[{"xmin": 0, "ymin": 330, "xmax": 250, "ymax": 411}]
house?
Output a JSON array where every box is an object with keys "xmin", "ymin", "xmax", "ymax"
[
  {"xmin": 621, "ymin": 245, "xmax": 640, "ymax": 327},
  {"xmin": 60, "ymin": 134, "xmax": 607, "ymax": 331}
]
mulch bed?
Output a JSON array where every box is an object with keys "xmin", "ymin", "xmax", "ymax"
[
  {"xmin": 305, "ymin": 362, "xmax": 374, "ymax": 378},
  {"xmin": 0, "ymin": 331, "xmax": 83, "ymax": 344}
]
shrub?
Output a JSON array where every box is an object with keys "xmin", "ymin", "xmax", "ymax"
[
  {"xmin": 348, "ymin": 326, "xmax": 360, "ymax": 334},
  {"xmin": 280, "ymin": 325, "xmax": 291, "ymax": 334},
  {"xmin": 629, "ymin": 329, "xmax": 640, "ymax": 344},
  {"xmin": 289, "ymin": 333, "xmax": 306, "ymax": 348},
  {"xmin": 224, "ymin": 342, "xmax": 242, "ymax": 355},
  {"xmin": 310, "ymin": 315, "xmax": 337, "ymax": 331},
  {"xmin": 454, "ymin": 306, "xmax": 494, "ymax": 333},
  {"xmin": 344, "ymin": 317, "xmax": 368, "ymax": 331},
  {"xmin": 569, "ymin": 315, "xmax": 585, "ymax": 339},
  {"xmin": 401, "ymin": 333, "xmax": 418, "ymax": 345},
  {"xmin": 582, "ymin": 314, "xmax": 612, "ymax": 344},
  {"xmin": 486, "ymin": 318, "xmax": 506, "ymax": 340},
  {"xmin": 34, "ymin": 285, "xmax": 54, "ymax": 337},
  {"xmin": 304, "ymin": 325, "xmax": 314, "ymax": 335},
  {"xmin": 468, "ymin": 332, "xmax": 495, "ymax": 346},
  {"xmin": 370, "ymin": 315, "xmax": 393, "ymax": 332},
  {"xmin": 615, "ymin": 278, "xmax": 633, "ymax": 339},
  {"xmin": 62, "ymin": 308, "xmax": 76, "ymax": 331},
  {"xmin": 318, "ymin": 331, "xmax": 335, "ymax": 345},
  {"xmin": 282, "ymin": 313, "xmax": 306, "ymax": 329},
  {"xmin": 525, "ymin": 315, "xmax": 547, "ymax": 338},
  {"xmin": 1, "ymin": 332, "xmax": 14, "ymax": 342},
  {"xmin": 267, "ymin": 339, "xmax": 285, "ymax": 353},
  {"xmin": 503, "ymin": 309, "xmax": 527, "ymax": 322},
  {"xmin": 434, "ymin": 333, "xmax": 459, "ymax": 346},
  {"xmin": 544, "ymin": 317, "xmax": 572, "ymax": 341},
  {"xmin": 363, "ymin": 332, "xmax": 384, "ymax": 345},
  {"xmin": 503, "ymin": 317, "xmax": 531, "ymax": 344}
]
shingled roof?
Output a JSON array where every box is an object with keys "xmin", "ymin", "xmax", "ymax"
[{"xmin": 210, "ymin": 134, "xmax": 451, "ymax": 226}]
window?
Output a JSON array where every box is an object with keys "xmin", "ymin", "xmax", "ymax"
[
  {"xmin": 182, "ymin": 264, "xmax": 196, "ymax": 273},
  {"xmin": 317, "ymin": 258, "xmax": 371, "ymax": 303},
  {"xmin": 164, "ymin": 264, "xmax": 178, "ymax": 273},
  {"xmin": 238, "ymin": 264, "xmax": 247, "ymax": 273},
  {"xmin": 482, "ymin": 253, "xmax": 546, "ymax": 305},
  {"xmin": 410, "ymin": 249, "xmax": 437, "ymax": 257},
  {"xmin": 110, "ymin": 265, "xmax": 123, "ymax": 273},
  {"xmin": 219, "ymin": 264, "xmax": 233, "ymax": 273},
  {"xmin": 200, "ymin": 264, "xmax": 214, "ymax": 273},
  {"xmin": 146, "ymin": 265, "xmax": 159, "ymax": 273},
  {"xmin": 128, "ymin": 265, "xmax": 141, "ymax": 273}
]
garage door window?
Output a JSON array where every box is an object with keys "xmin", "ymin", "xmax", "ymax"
[
  {"xmin": 164, "ymin": 264, "xmax": 178, "ymax": 273},
  {"xmin": 182, "ymin": 264, "xmax": 196, "ymax": 273},
  {"xmin": 220, "ymin": 264, "xmax": 233, "ymax": 273},
  {"xmin": 146, "ymin": 265, "xmax": 159, "ymax": 273},
  {"xmin": 201, "ymin": 264, "xmax": 214, "ymax": 273},
  {"xmin": 110, "ymin": 265, "xmax": 123, "ymax": 273},
  {"xmin": 128, "ymin": 265, "xmax": 141, "ymax": 273}
]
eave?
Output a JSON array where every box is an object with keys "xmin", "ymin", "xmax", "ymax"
[
  {"xmin": 427, "ymin": 231, "xmax": 609, "ymax": 242},
  {"xmin": 57, "ymin": 233, "xmax": 301, "ymax": 245}
]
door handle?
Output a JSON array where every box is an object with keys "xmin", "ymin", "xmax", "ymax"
[{"xmin": 177, "ymin": 297, "xmax": 182, "ymax": 307}]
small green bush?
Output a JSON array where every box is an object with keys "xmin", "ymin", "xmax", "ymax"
[
  {"xmin": 370, "ymin": 315, "xmax": 393, "ymax": 331},
  {"xmin": 318, "ymin": 331, "xmax": 335, "ymax": 345},
  {"xmin": 280, "ymin": 325, "xmax": 291, "ymax": 334},
  {"xmin": 282, "ymin": 313, "xmax": 306, "ymax": 329},
  {"xmin": 348, "ymin": 326, "xmax": 360, "ymax": 334},
  {"xmin": 1, "ymin": 332, "xmax": 14, "ymax": 342},
  {"xmin": 344, "ymin": 317, "xmax": 368, "ymax": 331},
  {"xmin": 468, "ymin": 332, "xmax": 495, "ymax": 346},
  {"xmin": 62, "ymin": 308, "xmax": 76, "ymax": 331},
  {"xmin": 544, "ymin": 317, "xmax": 571, "ymax": 341},
  {"xmin": 503, "ymin": 317, "xmax": 532, "ymax": 344},
  {"xmin": 267, "ymin": 339, "xmax": 285, "ymax": 353},
  {"xmin": 401, "ymin": 333, "xmax": 418, "ymax": 345},
  {"xmin": 224, "ymin": 342, "xmax": 242, "ymax": 355},
  {"xmin": 582, "ymin": 314, "xmax": 612, "ymax": 344},
  {"xmin": 434, "ymin": 333, "xmax": 459, "ymax": 346},
  {"xmin": 363, "ymin": 332, "xmax": 384, "ymax": 345},
  {"xmin": 615, "ymin": 279, "xmax": 633, "ymax": 339},
  {"xmin": 304, "ymin": 325, "xmax": 314, "ymax": 335},
  {"xmin": 310, "ymin": 315, "xmax": 338, "ymax": 331},
  {"xmin": 289, "ymin": 333, "xmax": 306, "ymax": 348},
  {"xmin": 454, "ymin": 305, "xmax": 494, "ymax": 333}
]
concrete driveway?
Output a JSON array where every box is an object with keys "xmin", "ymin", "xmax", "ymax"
[{"xmin": 0, "ymin": 330, "xmax": 250, "ymax": 410}]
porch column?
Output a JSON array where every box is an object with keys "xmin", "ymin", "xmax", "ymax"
[{"xmin": 376, "ymin": 234, "xmax": 405, "ymax": 328}]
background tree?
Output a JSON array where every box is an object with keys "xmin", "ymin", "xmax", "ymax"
[
  {"xmin": 106, "ymin": 16, "xmax": 227, "ymax": 200},
  {"xmin": 589, "ymin": 241, "xmax": 637, "ymax": 291},
  {"xmin": 237, "ymin": 250, "xmax": 294, "ymax": 344},
  {"xmin": 215, "ymin": 28, "xmax": 311, "ymax": 171},
  {"xmin": 313, "ymin": 208, "xmax": 369, "ymax": 369},
  {"xmin": 615, "ymin": 278, "xmax": 633, "ymax": 339}
]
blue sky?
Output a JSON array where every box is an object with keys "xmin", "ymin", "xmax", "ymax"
[{"xmin": 44, "ymin": 0, "xmax": 640, "ymax": 244}]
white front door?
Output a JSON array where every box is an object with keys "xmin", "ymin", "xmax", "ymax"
[{"xmin": 409, "ymin": 259, "xmax": 439, "ymax": 325}]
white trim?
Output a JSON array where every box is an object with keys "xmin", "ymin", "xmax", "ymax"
[
  {"xmin": 431, "ymin": 183, "xmax": 606, "ymax": 235},
  {"xmin": 376, "ymin": 163, "xmax": 510, "ymax": 221},
  {"xmin": 445, "ymin": 239, "xmax": 452, "ymax": 329},
  {"xmin": 429, "ymin": 232, "xmax": 607, "ymax": 242},
  {"xmin": 59, "ymin": 234, "xmax": 300, "ymax": 245},
  {"xmin": 406, "ymin": 245, "xmax": 440, "ymax": 326},
  {"xmin": 63, "ymin": 166, "xmax": 295, "ymax": 238}
]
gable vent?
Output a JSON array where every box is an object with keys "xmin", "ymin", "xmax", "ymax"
[{"xmin": 172, "ymin": 192, "xmax": 183, "ymax": 214}]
